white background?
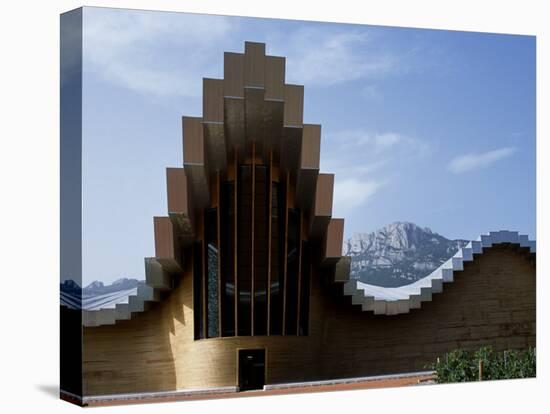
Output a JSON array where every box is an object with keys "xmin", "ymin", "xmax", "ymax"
[{"xmin": 0, "ymin": 0, "xmax": 548, "ymax": 412}]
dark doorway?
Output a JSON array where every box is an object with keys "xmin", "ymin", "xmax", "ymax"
[{"xmin": 238, "ymin": 349, "xmax": 266, "ymax": 391}]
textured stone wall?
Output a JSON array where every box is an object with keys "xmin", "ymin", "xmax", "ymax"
[{"xmin": 82, "ymin": 245, "xmax": 535, "ymax": 395}]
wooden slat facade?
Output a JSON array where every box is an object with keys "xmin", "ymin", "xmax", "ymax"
[
  {"xmin": 283, "ymin": 84, "xmax": 304, "ymax": 127},
  {"xmin": 153, "ymin": 216, "xmax": 181, "ymax": 273},
  {"xmin": 265, "ymin": 56, "xmax": 285, "ymax": 101},
  {"xmin": 166, "ymin": 167, "xmax": 194, "ymax": 244},
  {"xmin": 310, "ymin": 173, "xmax": 334, "ymax": 238},
  {"xmin": 182, "ymin": 116, "xmax": 209, "ymax": 208},
  {"xmin": 244, "ymin": 41, "xmax": 265, "ymax": 88},
  {"xmin": 323, "ymin": 218, "xmax": 345, "ymax": 265}
]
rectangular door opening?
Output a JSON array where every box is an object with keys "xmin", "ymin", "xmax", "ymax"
[{"xmin": 238, "ymin": 349, "xmax": 266, "ymax": 391}]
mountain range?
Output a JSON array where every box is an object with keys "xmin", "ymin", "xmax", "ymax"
[
  {"xmin": 61, "ymin": 222, "xmax": 468, "ymax": 296},
  {"xmin": 342, "ymin": 222, "xmax": 468, "ymax": 287},
  {"xmin": 60, "ymin": 277, "xmax": 142, "ymax": 297}
]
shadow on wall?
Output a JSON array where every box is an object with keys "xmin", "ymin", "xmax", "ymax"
[
  {"xmin": 81, "ymin": 291, "xmax": 181, "ymax": 395},
  {"xmin": 318, "ymin": 245, "xmax": 536, "ymax": 378},
  {"xmin": 78, "ymin": 244, "xmax": 535, "ymax": 395}
]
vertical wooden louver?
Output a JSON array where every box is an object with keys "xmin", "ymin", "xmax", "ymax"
[{"xmin": 162, "ymin": 41, "xmax": 350, "ymax": 339}]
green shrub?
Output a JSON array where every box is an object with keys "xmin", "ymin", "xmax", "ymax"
[{"xmin": 428, "ymin": 347, "xmax": 536, "ymax": 383}]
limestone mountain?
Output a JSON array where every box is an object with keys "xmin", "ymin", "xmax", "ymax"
[{"xmin": 343, "ymin": 222, "xmax": 468, "ymax": 287}]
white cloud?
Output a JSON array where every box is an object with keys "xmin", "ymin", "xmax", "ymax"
[
  {"xmin": 83, "ymin": 9, "xmax": 234, "ymax": 97},
  {"xmin": 82, "ymin": 10, "xmax": 411, "ymax": 97},
  {"xmin": 333, "ymin": 178, "xmax": 385, "ymax": 216},
  {"xmin": 321, "ymin": 129, "xmax": 432, "ymax": 216},
  {"xmin": 448, "ymin": 147, "xmax": 516, "ymax": 174},
  {"xmin": 325, "ymin": 130, "xmax": 430, "ymax": 156},
  {"xmin": 269, "ymin": 27, "xmax": 398, "ymax": 86},
  {"xmin": 374, "ymin": 132, "xmax": 401, "ymax": 149}
]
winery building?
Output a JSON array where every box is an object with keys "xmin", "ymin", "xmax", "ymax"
[{"xmin": 61, "ymin": 42, "xmax": 536, "ymax": 405}]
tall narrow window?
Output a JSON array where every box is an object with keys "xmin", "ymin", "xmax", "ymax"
[
  {"xmin": 205, "ymin": 208, "xmax": 219, "ymax": 338},
  {"xmin": 220, "ymin": 181, "xmax": 235, "ymax": 336},
  {"xmin": 193, "ymin": 241, "xmax": 204, "ymax": 340},
  {"xmin": 285, "ymin": 208, "xmax": 300, "ymax": 335},
  {"xmin": 253, "ymin": 165, "xmax": 268, "ymax": 335},
  {"xmin": 237, "ymin": 165, "xmax": 252, "ymax": 336},
  {"xmin": 269, "ymin": 181, "xmax": 284, "ymax": 335},
  {"xmin": 299, "ymin": 241, "xmax": 310, "ymax": 336}
]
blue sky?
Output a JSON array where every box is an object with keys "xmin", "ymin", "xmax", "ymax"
[{"xmin": 80, "ymin": 7, "xmax": 535, "ymax": 285}]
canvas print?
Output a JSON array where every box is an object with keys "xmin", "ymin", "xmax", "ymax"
[{"xmin": 60, "ymin": 6, "xmax": 536, "ymax": 406}]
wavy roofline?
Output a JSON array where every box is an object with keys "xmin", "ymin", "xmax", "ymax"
[
  {"xmin": 74, "ymin": 230, "xmax": 536, "ymax": 325},
  {"xmin": 343, "ymin": 230, "xmax": 535, "ymax": 316}
]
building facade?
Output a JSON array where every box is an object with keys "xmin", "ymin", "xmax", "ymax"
[{"xmin": 62, "ymin": 42, "xmax": 536, "ymax": 402}]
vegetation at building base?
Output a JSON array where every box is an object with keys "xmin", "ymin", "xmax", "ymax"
[{"xmin": 428, "ymin": 347, "xmax": 536, "ymax": 383}]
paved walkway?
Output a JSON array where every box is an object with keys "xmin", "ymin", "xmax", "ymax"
[{"xmin": 76, "ymin": 372, "xmax": 436, "ymax": 407}]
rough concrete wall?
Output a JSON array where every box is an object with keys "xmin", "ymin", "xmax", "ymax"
[
  {"xmin": 317, "ymin": 245, "xmax": 535, "ymax": 378},
  {"xmin": 82, "ymin": 246, "xmax": 535, "ymax": 395}
]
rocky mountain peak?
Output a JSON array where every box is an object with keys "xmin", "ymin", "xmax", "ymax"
[
  {"xmin": 343, "ymin": 221, "xmax": 440, "ymax": 256},
  {"xmin": 343, "ymin": 222, "xmax": 468, "ymax": 287},
  {"xmin": 85, "ymin": 280, "xmax": 104, "ymax": 290}
]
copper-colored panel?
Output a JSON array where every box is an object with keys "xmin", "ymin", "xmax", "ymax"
[
  {"xmin": 300, "ymin": 124, "xmax": 321, "ymax": 169},
  {"xmin": 166, "ymin": 168, "xmax": 189, "ymax": 216},
  {"xmin": 203, "ymin": 78, "xmax": 224, "ymax": 123},
  {"xmin": 183, "ymin": 116, "xmax": 210, "ymax": 208},
  {"xmin": 310, "ymin": 216, "xmax": 330, "ymax": 240},
  {"xmin": 154, "ymin": 216, "xmax": 181, "ymax": 272},
  {"xmin": 284, "ymin": 84, "xmax": 304, "ymax": 127},
  {"xmin": 203, "ymin": 79, "xmax": 227, "ymax": 172},
  {"xmin": 224, "ymin": 52, "xmax": 244, "ymax": 98},
  {"xmin": 224, "ymin": 97, "xmax": 245, "ymax": 152},
  {"xmin": 262, "ymin": 100, "xmax": 284, "ymax": 162},
  {"xmin": 323, "ymin": 218, "xmax": 344, "ymax": 264},
  {"xmin": 182, "ymin": 116, "xmax": 204, "ymax": 165},
  {"xmin": 204, "ymin": 122, "xmax": 227, "ymax": 173},
  {"xmin": 314, "ymin": 173, "xmax": 334, "ymax": 217},
  {"xmin": 265, "ymin": 56, "xmax": 285, "ymax": 101},
  {"xmin": 295, "ymin": 169, "xmax": 318, "ymax": 210},
  {"xmin": 309, "ymin": 173, "xmax": 334, "ymax": 238},
  {"xmin": 280, "ymin": 126, "xmax": 302, "ymax": 174},
  {"xmin": 184, "ymin": 165, "xmax": 209, "ymax": 209},
  {"xmin": 244, "ymin": 86, "xmax": 265, "ymax": 154},
  {"xmin": 166, "ymin": 168, "xmax": 194, "ymax": 244},
  {"xmin": 154, "ymin": 216, "xmax": 174, "ymax": 259},
  {"xmin": 295, "ymin": 124, "xmax": 321, "ymax": 209},
  {"xmin": 244, "ymin": 41, "xmax": 265, "ymax": 88}
]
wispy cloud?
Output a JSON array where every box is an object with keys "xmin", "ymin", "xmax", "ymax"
[
  {"xmin": 83, "ymin": 9, "xmax": 234, "ymax": 98},
  {"xmin": 269, "ymin": 28, "xmax": 399, "ymax": 86},
  {"xmin": 333, "ymin": 178, "xmax": 386, "ymax": 215},
  {"xmin": 83, "ymin": 9, "xmax": 412, "ymax": 97},
  {"xmin": 326, "ymin": 130, "xmax": 431, "ymax": 156},
  {"xmin": 448, "ymin": 147, "xmax": 516, "ymax": 174},
  {"xmin": 322, "ymin": 129, "xmax": 432, "ymax": 217}
]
